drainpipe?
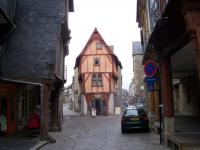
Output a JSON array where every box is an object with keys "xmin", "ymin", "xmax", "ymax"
[{"xmin": 0, "ymin": 78, "xmax": 46, "ymax": 139}]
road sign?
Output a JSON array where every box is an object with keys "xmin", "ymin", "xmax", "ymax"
[
  {"xmin": 144, "ymin": 77, "xmax": 157, "ymax": 92},
  {"xmin": 144, "ymin": 77, "xmax": 158, "ymax": 82},
  {"xmin": 144, "ymin": 60, "xmax": 158, "ymax": 78},
  {"xmin": 147, "ymin": 82, "xmax": 154, "ymax": 92}
]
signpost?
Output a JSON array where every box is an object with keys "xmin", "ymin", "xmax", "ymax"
[
  {"xmin": 146, "ymin": 81, "xmax": 154, "ymax": 92},
  {"xmin": 144, "ymin": 60, "xmax": 163, "ymax": 144},
  {"xmin": 144, "ymin": 77, "xmax": 157, "ymax": 82}
]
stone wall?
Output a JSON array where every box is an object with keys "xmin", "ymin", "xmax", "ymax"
[
  {"xmin": 133, "ymin": 55, "xmax": 145, "ymax": 101},
  {"xmin": 173, "ymin": 75, "xmax": 199, "ymax": 116}
]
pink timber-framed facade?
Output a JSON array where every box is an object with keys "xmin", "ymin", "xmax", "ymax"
[{"xmin": 75, "ymin": 28, "xmax": 122, "ymax": 116}]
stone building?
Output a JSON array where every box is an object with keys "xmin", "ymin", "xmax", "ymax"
[
  {"xmin": 72, "ymin": 68, "xmax": 81, "ymax": 112},
  {"xmin": 114, "ymin": 65, "xmax": 123, "ymax": 115},
  {"xmin": 129, "ymin": 79, "xmax": 135, "ymax": 104},
  {"xmin": 65, "ymin": 85, "xmax": 74, "ymax": 111},
  {"xmin": 121, "ymin": 89, "xmax": 129, "ymax": 110},
  {"xmin": 132, "ymin": 41, "xmax": 145, "ymax": 105}
]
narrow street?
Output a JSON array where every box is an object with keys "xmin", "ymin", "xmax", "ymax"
[{"xmin": 40, "ymin": 104, "xmax": 169, "ymax": 150}]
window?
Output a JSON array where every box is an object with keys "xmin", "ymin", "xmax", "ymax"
[
  {"xmin": 94, "ymin": 57, "xmax": 100, "ymax": 65},
  {"xmin": 125, "ymin": 108, "xmax": 145, "ymax": 116},
  {"xmin": 96, "ymin": 43, "xmax": 102, "ymax": 49},
  {"xmin": 125, "ymin": 109, "xmax": 138, "ymax": 115},
  {"xmin": 92, "ymin": 73, "xmax": 103, "ymax": 87}
]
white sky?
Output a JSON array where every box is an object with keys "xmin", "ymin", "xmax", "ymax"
[{"xmin": 65, "ymin": 0, "xmax": 140, "ymax": 90}]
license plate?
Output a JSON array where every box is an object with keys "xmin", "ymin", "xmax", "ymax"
[{"xmin": 130, "ymin": 117, "xmax": 139, "ymax": 121}]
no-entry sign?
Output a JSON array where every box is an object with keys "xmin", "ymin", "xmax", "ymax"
[{"xmin": 144, "ymin": 60, "xmax": 158, "ymax": 78}]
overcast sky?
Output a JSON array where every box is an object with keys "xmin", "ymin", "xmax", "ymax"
[{"xmin": 65, "ymin": 0, "xmax": 140, "ymax": 90}]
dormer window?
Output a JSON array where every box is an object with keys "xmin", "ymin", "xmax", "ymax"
[
  {"xmin": 96, "ymin": 42, "xmax": 102, "ymax": 49},
  {"xmin": 94, "ymin": 57, "xmax": 100, "ymax": 65}
]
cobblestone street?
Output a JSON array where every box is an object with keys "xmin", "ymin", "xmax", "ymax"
[{"xmin": 40, "ymin": 104, "xmax": 169, "ymax": 150}]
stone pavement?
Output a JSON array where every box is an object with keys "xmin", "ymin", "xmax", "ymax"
[
  {"xmin": 4, "ymin": 104, "xmax": 199, "ymax": 150},
  {"xmin": 63, "ymin": 103, "xmax": 80, "ymax": 116},
  {"xmin": 40, "ymin": 104, "xmax": 170, "ymax": 150},
  {"xmin": 0, "ymin": 134, "xmax": 48, "ymax": 150}
]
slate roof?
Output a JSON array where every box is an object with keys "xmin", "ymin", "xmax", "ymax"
[{"xmin": 2, "ymin": 0, "xmax": 65, "ymax": 79}]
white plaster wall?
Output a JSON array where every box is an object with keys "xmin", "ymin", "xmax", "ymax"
[
  {"xmin": 108, "ymin": 93, "xmax": 114, "ymax": 115},
  {"xmin": 83, "ymin": 96, "xmax": 87, "ymax": 115},
  {"xmin": 81, "ymin": 94, "xmax": 87, "ymax": 116}
]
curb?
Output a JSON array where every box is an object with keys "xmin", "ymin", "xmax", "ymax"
[
  {"xmin": 29, "ymin": 140, "xmax": 48, "ymax": 150},
  {"xmin": 29, "ymin": 133, "xmax": 56, "ymax": 150}
]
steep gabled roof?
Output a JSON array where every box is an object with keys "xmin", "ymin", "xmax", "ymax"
[{"xmin": 74, "ymin": 28, "xmax": 122, "ymax": 69}]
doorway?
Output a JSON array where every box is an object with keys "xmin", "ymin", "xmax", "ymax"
[
  {"xmin": 0, "ymin": 95, "xmax": 17, "ymax": 135},
  {"xmin": 91, "ymin": 99, "xmax": 106, "ymax": 115}
]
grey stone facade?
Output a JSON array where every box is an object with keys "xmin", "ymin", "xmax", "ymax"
[
  {"xmin": 72, "ymin": 68, "xmax": 81, "ymax": 112},
  {"xmin": 115, "ymin": 66, "xmax": 122, "ymax": 107},
  {"xmin": 132, "ymin": 41, "xmax": 145, "ymax": 103}
]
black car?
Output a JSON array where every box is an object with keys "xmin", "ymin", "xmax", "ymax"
[{"xmin": 121, "ymin": 106, "xmax": 149, "ymax": 133}]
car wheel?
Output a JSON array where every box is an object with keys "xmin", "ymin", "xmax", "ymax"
[{"xmin": 121, "ymin": 127, "xmax": 126, "ymax": 134}]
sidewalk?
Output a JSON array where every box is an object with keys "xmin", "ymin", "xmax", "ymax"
[
  {"xmin": 0, "ymin": 134, "xmax": 48, "ymax": 150},
  {"xmin": 63, "ymin": 102, "xmax": 80, "ymax": 116},
  {"xmin": 0, "ymin": 103, "xmax": 77, "ymax": 150}
]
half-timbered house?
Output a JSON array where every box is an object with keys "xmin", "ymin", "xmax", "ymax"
[{"xmin": 75, "ymin": 28, "xmax": 122, "ymax": 116}]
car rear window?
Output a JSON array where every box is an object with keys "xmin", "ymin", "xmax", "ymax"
[
  {"xmin": 125, "ymin": 109, "xmax": 145, "ymax": 116},
  {"xmin": 125, "ymin": 109, "xmax": 138, "ymax": 115}
]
